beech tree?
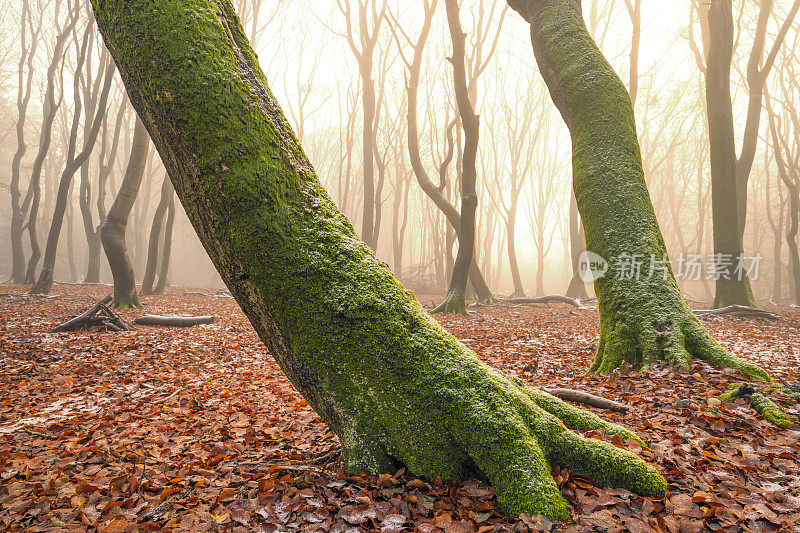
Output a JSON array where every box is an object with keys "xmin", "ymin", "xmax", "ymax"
[
  {"xmin": 101, "ymin": 117, "xmax": 149, "ymax": 308},
  {"xmin": 505, "ymin": 0, "xmax": 768, "ymax": 379},
  {"xmin": 89, "ymin": 0, "xmax": 674, "ymax": 519}
]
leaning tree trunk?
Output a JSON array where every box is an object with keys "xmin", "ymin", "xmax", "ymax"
[
  {"xmin": 101, "ymin": 117, "xmax": 149, "ymax": 308},
  {"xmin": 434, "ymin": 0, "xmax": 481, "ymax": 314},
  {"xmin": 91, "ymin": 0, "xmax": 667, "ymax": 519},
  {"xmin": 705, "ymin": 0, "xmax": 757, "ymax": 308},
  {"xmin": 507, "ymin": 0, "xmax": 767, "ymax": 380}
]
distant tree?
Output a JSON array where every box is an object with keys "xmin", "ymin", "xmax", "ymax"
[
  {"xmin": 20, "ymin": 0, "xmax": 79, "ymax": 283},
  {"xmin": 29, "ymin": 23, "xmax": 114, "ymax": 295},
  {"xmin": 101, "ymin": 117, "xmax": 149, "ymax": 308},
  {"xmin": 698, "ymin": 0, "xmax": 799, "ymax": 307},
  {"xmin": 389, "ymin": 0, "xmax": 494, "ymax": 305},
  {"xmin": 337, "ymin": 0, "xmax": 388, "ymax": 250},
  {"xmin": 9, "ymin": 0, "xmax": 45, "ymax": 284}
]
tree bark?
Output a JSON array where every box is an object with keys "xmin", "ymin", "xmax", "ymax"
[
  {"xmin": 142, "ymin": 175, "xmax": 173, "ymax": 294},
  {"xmin": 101, "ymin": 117, "xmax": 149, "ymax": 308},
  {"xmin": 507, "ymin": 0, "xmax": 767, "ymax": 380},
  {"xmin": 91, "ymin": 0, "xmax": 667, "ymax": 519},
  {"xmin": 705, "ymin": 0, "xmax": 758, "ymax": 308},
  {"xmin": 434, "ymin": 0, "xmax": 481, "ymax": 314}
]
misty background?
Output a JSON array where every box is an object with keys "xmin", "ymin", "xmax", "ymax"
[{"xmin": 1, "ymin": 0, "xmax": 798, "ymax": 301}]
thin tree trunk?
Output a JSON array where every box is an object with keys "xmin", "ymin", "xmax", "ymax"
[
  {"xmin": 154, "ymin": 190, "xmax": 175, "ymax": 294},
  {"xmin": 9, "ymin": 0, "xmax": 42, "ymax": 284},
  {"xmin": 565, "ymin": 190, "xmax": 589, "ymax": 298},
  {"xmin": 434, "ymin": 0, "xmax": 481, "ymax": 314},
  {"xmin": 142, "ymin": 175, "xmax": 173, "ymax": 294},
  {"xmin": 91, "ymin": 0, "xmax": 666, "ymax": 520},
  {"xmin": 101, "ymin": 117, "xmax": 149, "ymax": 308},
  {"xmin": 705, "ymin": 0, "xmax": 757, "ymax": 308}
]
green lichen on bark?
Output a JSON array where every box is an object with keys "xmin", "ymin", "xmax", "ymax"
[
  {"xmin": 90, "ymin": 0, "xmax": 665, "ymax": 519},
  {"xmin": 509, "ymin": 0, "xmax": 767, "ymax": 381}
]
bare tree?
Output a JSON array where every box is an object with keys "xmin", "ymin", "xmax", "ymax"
[
  {"xmin": 9, "ymin": 0, "xmax": 46, "ymax": 283},
  {"xmin": 101, "ymin": 117, "xmax": 149, "ymax": 308},
  {"xmin": 21, "ymin": 0, "xmax": 79, "ymax": 283},
  {"xmin": 337, "ymin": 0, "xmax": 388, "ymax": 250},
  {"xmin": 29, "ymin": 22, "xmax": 115, "ymax": 294}
]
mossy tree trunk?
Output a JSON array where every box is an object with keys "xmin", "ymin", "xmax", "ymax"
[
  {"xmin": 507, "ymin": 0, "xmax": 768, "ymax": 380},
  {"xmin": 101, "ymin": 117, "xmax": 149, "ymax": 308},
  {"xmin": 91, "ymin": 0, "xmax": 667, "ymax": 519}
]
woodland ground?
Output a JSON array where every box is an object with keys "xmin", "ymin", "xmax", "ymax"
[{"xmin": 1, "ymin": 284, "xmax": 799, "ymax": 533}]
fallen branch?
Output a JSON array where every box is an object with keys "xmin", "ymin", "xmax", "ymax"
[
  {"xmin": 470, "ymin": 295, "xmax": 595, "ymax": 310},
  {"xmin": 133, "ymin": 315, "xmax": 215, "ymax": 327},
  {"xmin": 694, "ymin": 305, "xmax": 779, "ymax": 321},
  {"xmin": 53, "ymin": 296, "xmax": 113, "ymax": 332},
  {"xmin": 541, "ymin": 388, "xmax": 629, "ymax": 414}
]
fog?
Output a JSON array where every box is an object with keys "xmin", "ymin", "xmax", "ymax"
[{"xmin": 1, "ymin": 0, "xmax": 798, "ymax": 303}]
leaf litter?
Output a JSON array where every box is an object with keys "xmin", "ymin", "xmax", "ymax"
[{"xmin": 1, "ymin": 285, "xmax": 798, "ymax": 532}]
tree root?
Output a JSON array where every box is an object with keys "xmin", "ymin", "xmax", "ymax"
[
  {"xmin": 718, "ymin": 383, "xmax": 798, "ymax": 429},
  {"xmin": 133, "ymin": 315, "xmax": 215, "ymax": 327},
  {"xmin": 694, "ymin": 305, "xmax": 780, "ymax": 321},
  {"xmin": 590, "ymin": 308, "xmax": 770, "ymax": 382},
  {"xmin": 432, "ymin": 290, "xmax": 467, "ymax": 314}
]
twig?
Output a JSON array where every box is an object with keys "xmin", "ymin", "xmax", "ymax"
[{"xmin": 20, "ymin": 427, "xmax": 59, "ymax": 440}]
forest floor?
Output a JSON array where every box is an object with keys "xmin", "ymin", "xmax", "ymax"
[{"xmin": 1, "ymin": 284, "xmax": 799, "ymax": 533}]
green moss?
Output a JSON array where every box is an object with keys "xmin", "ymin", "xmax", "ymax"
[
  {"xmin": 112, "ymin": 293, "xmax": 142, "ymax": 310},
  {"xmin": 432, "ymin": 289, "xmax": 467, "ymax": 314},
  {"xmin": 750, "ymin": 393, "xmax": 793, "ymax": 429},
  {"xmin": 525, "ymin": 0, "xmax": 767, "ymax": 382},
  {"xmin": 91, "ymin": 0, "xmax": 666, "ymax": 520}
]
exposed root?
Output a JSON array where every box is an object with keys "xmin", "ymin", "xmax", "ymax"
[
  {"xmin": 694, "ymin": 305, "xmax": 780, "ymax": 321},
  {"xmin": 718, "ymin": 383, "xmax": 798, "ymax": 429},
  {"xmin": 590, "ymin": 311, "xmax": 770, "ymax": 382},
  {"xmin": 432, "ymin": 290, "xmax": 467, "ymax": 314}
]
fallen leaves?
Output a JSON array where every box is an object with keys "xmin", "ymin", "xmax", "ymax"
[{"xmin": 1, "ymin": 285, "xmax": 799, "ymax": 532}]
